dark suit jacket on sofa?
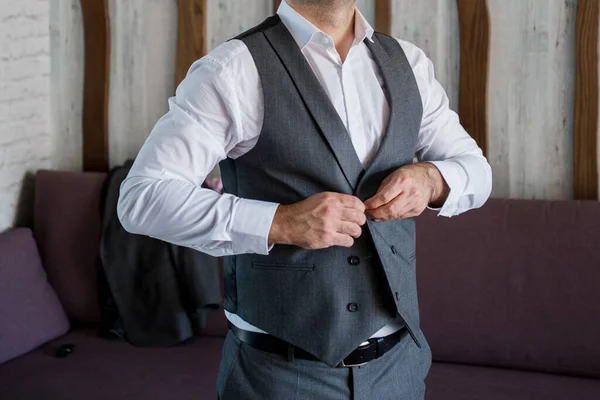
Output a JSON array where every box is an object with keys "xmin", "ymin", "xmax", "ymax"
[{"xmin": 98, "ymin": 160, "xmax": 222, "ymax": 347}]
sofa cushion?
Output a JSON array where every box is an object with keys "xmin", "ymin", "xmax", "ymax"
[
  {"xmin": 0, "ymin": 328, "xmax": 224, "ymax": 400},
  {"xmin": 34, "ymin": 170, "xmax": 107, "ymax": 324},
  {"xmin": 426, "ymin": 362, "xmax": 600, "ymax": 400},
  {"xmin": 0, "ymin": 228, "xmax": 70, "ymax": 365},
  {"xmin": 417, "ymin": 199, "xmax": 600, "ymax": 378}
]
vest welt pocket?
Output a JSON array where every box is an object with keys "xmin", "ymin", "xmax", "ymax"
[{"xmin": 251, "ymin": 262, "xmax": 315, "ymax": 271}]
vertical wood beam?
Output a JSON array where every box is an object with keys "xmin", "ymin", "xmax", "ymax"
[
  {"xmin": 80, "ymin": 0, "xmax": 110, "ymax": 172},
  {"xmin": 574, "ymin": 0, "xmax": 599, "ymax": 200},
  {"xmin": 274, "ymin": 0, "xmax": 282, "ymax": 14},
  {"xmin": 175, "ymin": 0, "xmax": 208, "ymax": 88},
  {"xmin": 375, "ymin": 0, "xmax": 391, "ymax": 34},
  {"xmin": 457, "ymin": 0, "xmax": 490, "ymax": 156}
]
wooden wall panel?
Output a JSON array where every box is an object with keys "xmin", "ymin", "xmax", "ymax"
[
  {"xmin": 50, "ymin": 0, "xmax": 83, "ymax": 171},
  {"xmin": 50, "ymin": 0, "xmax": 598, "ymax": 200},
  {"xmin": 487, "ymin": 0, "xmax": 577, "ymax": 200},
  {"xmin": 62, "ymin": 0, "xmax": 274, "ymax": 169},
  {"xmin": 376, "ymin": 0, "xmax": 392, "ymax": 34},
  {"xmin": 457, "ymin": 0, "xmax": 490, "ymax": 155},
  {"xmin": 107, "ymin": 0, "xmax": 177, "ymax": 167},
  {"xmin": 81, "ymin": 0, "xmax": 110, "ymax": 171},
  {"xmin": 175, "ymin": 0, "xmax": 207, "ymax": 88},
  {"xmin": 390, "ymin": 0, "xmax": 460, "ymax": 110},
  {"xmin": 274, "ymin": 0, "xmax": 281, "ymax": 14},
  {"xmin": 574, "ymin": 0, "xmax": 599, "ymax": 200},
  {"xmin": 208, "ymin": 0, "xmax": 272, "ymax": 51}
]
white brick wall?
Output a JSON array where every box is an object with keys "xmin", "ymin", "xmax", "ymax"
[{"xmin": 0, "ymin": 0, "xmax": 52, "ymax": 232}]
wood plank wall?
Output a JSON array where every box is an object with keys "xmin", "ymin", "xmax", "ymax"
[
  {"xmin": 107, "ymin": 0, "xmax": 178, "ymax": 166},
  {"xmin": 487, "ymin": 0, "xmax": 578, "ymax": 200},
  {"xmin": 574, "ymin": 0, "xmax": 599, "ymax": 200},
  {"xmin": 375, "ymin": 0, "xmax": 391, "ymax": 34},
  {"xmin": 175, "ymin": 0, "xmax": 208, "ymax": 88},
  {"xmin": 50, "ymin": 0, "xmax": 84, "ymax": 172},
  {"xmin": 457, "ymin": 0, "xmax": 490, "ymax": 156},
  {"xmin": 73, "ymin": 0, "xmax": 599, "ymax": 199},
  {"xmin": 390, "ymin": 0, "xmax": 460, "ymax": 110},
  {"xmin": 207, "ymin": 1, "xmax": 272, "ymax": 51},
  {"xmin": 80, "ymin": 0, "xmax": 110, "ymax": 171}
]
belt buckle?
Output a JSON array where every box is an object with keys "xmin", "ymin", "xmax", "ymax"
[
  {"xmin": 337, "ymin": 340, "xmax": 371, "ymax": 368},
  {"xmin": 337, "ymin": 359, "xmax": 368, "ymax": 368}
]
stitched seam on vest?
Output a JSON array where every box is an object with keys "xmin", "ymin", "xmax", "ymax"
[{"xmin": 252, "ymin": 262, "xmax": 315, "ymax": 272}]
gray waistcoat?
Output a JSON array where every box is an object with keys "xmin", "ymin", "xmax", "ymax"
[{"xmin": 220, "ymin": 16, "xmax": 424, "ymax": 367}]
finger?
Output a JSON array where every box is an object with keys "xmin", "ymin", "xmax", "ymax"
[
  {"xmin": 335, "ymin": 194, "xmax": 366, "ymax": 212},
  {"xmin": 368, "ymin": 193, "xmax": 411, "ymax": 221},
  {"xmin": 367, "ymin": 205, "xmax": 399, "ymax": 221},
  {"xmin": 331, "ymin": 233, "xmax": 354, "ymax": 248},
  {"xmin": 366, "ymin": 205, "xmax": 390, "ymax": 221},
  {"xmin": 340, "ymin": 209, "xmax": 367, "ymax": 226},
  {"xmin": 336, "ymin": 221, "xmax": 362, "ymax": 238},
  {"xmin": 364, "ymin": 182, "xmax": 404, "ymax": 210}
]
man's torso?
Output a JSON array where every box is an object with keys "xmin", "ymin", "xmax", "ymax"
[{"xmin": 218, "ymin": 13, "xmax": 424, "ymax": 367}]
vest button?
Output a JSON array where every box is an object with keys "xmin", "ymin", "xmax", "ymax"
[
  {"xmin": 391, "ymin": 246, "xmax": 397, "ymax": 254},
  {"xmin": 347, "ymin": 303, "xmax": 359, "ymax": 312},
  {"xmin": 395, "ymin": 292, "xmax": 400, "ymax": 301},
  {"xmin": 348, "ymin": 256, "xmax": 360, "ymax": 265}
]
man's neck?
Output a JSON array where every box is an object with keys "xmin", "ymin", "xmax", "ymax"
[{"xmin": 287, "ymin": 0, "xmax": 357, "ymax": 61}]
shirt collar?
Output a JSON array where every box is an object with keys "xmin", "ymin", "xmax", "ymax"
[{"xmin": 277, "ymin": 0, "xmax": 375, "ymax": 50}]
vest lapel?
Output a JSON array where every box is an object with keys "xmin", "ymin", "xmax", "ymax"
[
  {"xmin": 356, "ymin": 36, "xmax": 421, "ymax": 199},
  {"xmin": 362, "ymin": 37, "xmax": 413, "ymax": 179},
  {"xmin": 264, "ymin": 19, "xmax": 364, "ymax": 191}
]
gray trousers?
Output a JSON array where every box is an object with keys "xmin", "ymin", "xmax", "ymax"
[{"xmin": 216, "ymin": 329, "xmax": 432, "ymax": 400}]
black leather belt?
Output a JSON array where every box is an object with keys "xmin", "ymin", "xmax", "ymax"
[{"xmin": 228, "ymin": 322, "xmax": 407, "ymax": 368}]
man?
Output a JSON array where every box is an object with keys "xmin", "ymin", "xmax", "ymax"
[{"xmin": 118, "ymin": 0, "xmax": 492, "ymax": 398}]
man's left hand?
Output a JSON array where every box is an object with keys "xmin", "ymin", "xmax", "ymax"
[{"xmin": 364, "ymin": 163, "xmax": 449, "ymax": 221}]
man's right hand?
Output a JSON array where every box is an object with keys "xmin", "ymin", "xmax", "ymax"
[{"xmin": 268, "ymin": 192, "xmax": 366, "ymax": 249}]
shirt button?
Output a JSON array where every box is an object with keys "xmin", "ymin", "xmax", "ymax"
[
  {"xmin": 347, "ymin": 303, "xmax": 359, "ymax": 312},
  {"xmin": 348, "ymin": 256, "xmax": 360, "ymax": 266}
]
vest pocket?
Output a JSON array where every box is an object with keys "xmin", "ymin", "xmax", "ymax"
[{"xmin": 251, "ymin": 262, "xmax": 315, "ymax": 271}]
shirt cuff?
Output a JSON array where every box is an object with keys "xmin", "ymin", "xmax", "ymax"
[
  {"xmin": 426, "ymin": 160, "xmax": 467, "ymax": 217},
  {"xmin": 230, "ymin": 198, "xmax": 280, "ymax": 255}
]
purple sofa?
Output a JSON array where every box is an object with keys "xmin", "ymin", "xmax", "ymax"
[{"xmin": 0, "ymin": 170, "xmax": 599, "ymax": 399}]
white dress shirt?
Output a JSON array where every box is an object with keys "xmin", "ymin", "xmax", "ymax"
[{"xmin": 117, "ymin": 1, "xmax": 492, "ymax": 339}]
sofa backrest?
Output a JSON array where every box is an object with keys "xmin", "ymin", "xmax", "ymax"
[
  {"xmin": 416, "ymin": 198, "xmax": 600, "ymax": 379},
  {"xmin": 34, "ymin": 170, "xmax": 106, "ymax": 324},
  {"xmin": 34, "ymin": 170, "xmax": 229, "ymax": 336}
]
